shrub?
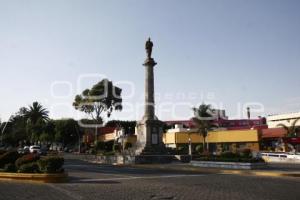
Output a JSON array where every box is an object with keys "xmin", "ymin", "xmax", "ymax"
[
  {"xmin": 4, "ymin": 163, "xmax": 17, "ymax": 172},
  {"xmin": 18, "ymin": 162, "xmax": 39, "ymax": 173},
  {"xmin": 104, "ymin": 141, "xmax": 114, "ymax": 151},
  {"xmin": 195, "ymin": 144, "xmax": 203, "ymax": 153},
  {"xmin": 240, "ymin": 149, "xmax": 252, "ymax": 158},
  {"xmin": 196, "ymin": 155, "xmax": 265, "ymax": 163},
  {"xmin": 103, "ymin": 151, "xmax": 116, "ymax": 156},
  {"xmin": 166, "ymin": 147, "xmax": 177, "ymax": 155},
  {"xmin": 220, "ymin": 152, "xmax": 238, "ymax": 159},
  {"xmin": 15, "ymin": 153, "xmax": 40, "ymax": 168},
  {"xmin": 0, "ymin": 151, "xmax": 20, "ymax": 168},
  {"xmin": 96, "ymin": 142, "xmax": 105, "ymax": 150},
  {"xmin": 37, "ymin": 156, "xmax": 64, "ymax": 173},
  {"xmin": 0, "ymin": 150, "xmax": 7, "ymax": 155},
  {"xmin": 177, "ymin": 144, "xmax": 188, "ymax": 154},
  {"xmin": 113, "ymin": 144, "xmax": 120, "ymax": 152},
  {"xmin": 90, "ymin": 149, "xmax": 96, "ymax": 154},
  {"xmin": 125, "ymin": 142, "xmax": 132, "ymax": 149}
]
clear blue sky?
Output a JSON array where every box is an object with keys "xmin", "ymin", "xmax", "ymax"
[{"xmin": 0, "ymin": 0, "xmax": 300, "ymax": 121}]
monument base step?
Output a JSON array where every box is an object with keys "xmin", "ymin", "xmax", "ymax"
[
  {"xmin": 135, "ymin": 155, "xmax": 174, "ymax": 164},
  {"xmin": 137, "ymin": 145, "xmax": 168, "ymax": 155}
]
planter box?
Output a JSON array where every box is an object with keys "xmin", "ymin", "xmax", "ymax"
[
  {"xmin": 191, "ymin": 161, "xmax": 267, "ymax": 169},
  {"xmin": 0, "ymin": 172, "xmax": 68, "ymax": 183},
  {"xmin": 82, "ymin": 154, "xmax": 174, "ymax": 165},
  {"xmin": 135, "ymin": 155, "xmax": 174, "ymax": 164}
]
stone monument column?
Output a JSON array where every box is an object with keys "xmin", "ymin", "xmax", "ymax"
[
  {"xmin": 135, "ymin": 38, "xmax": 166, "ymax": 157},
  {"xmin": 143, "ymin": 51, "xmax": 156, "ymax": 120}
]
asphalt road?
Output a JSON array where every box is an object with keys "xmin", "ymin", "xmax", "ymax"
[{"xmin": 0, "ymin": 156, "xmax": 299, "ymax": 200}]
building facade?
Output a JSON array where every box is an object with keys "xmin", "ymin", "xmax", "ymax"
[
  {"xmin": 83, "ymin": 127, "xmax": 136, "ymax": 146},
  {"xmin": 163, "ymin": 124, "xmax": 260, "ymax": 154},
  {"xmin": 164, "ymin": 117, "xmax": 267, "ymax": 130},
  {"xmin": 267, "ymin": 112, "xmax": 300, "ymax": 128}
]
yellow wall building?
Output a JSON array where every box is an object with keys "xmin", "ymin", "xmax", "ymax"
[{"xmin": 163, "ymin": 128, "xmax": 260, "ymax": 153}]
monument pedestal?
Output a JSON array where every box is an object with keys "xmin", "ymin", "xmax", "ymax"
[
  {"xmin": 135, "ymin": 118, "xmax": 165, "ymax": 155},
  {"xmin": 134, "ymin": 118, "xmax": 173, "ymax": 164}
]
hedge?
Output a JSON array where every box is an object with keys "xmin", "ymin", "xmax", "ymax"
[
  {"xmin": 15, "ymin": 153, "xmax": 40, "ymax": 168},
  {"xmin": 0, "ymin": 151, "xmax": 20, "ymax": 168},
  {"xmin": 4, "ymin": 163, "xmax": 17, "ymax": 172},
  {"xmin": 0, "ymin": 150, "xmax": 7, "ymax": 155},
  {"xmin": 37, "ymin": 156, "xmax": 64, "ymax": 173},
  {"xmin": 18, "ymin": 162, "xmax": 40, "ymax": 173}
]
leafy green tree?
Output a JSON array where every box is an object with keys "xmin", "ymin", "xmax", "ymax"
[
  {"xmin": 3, "ymin": 109, "xmax": 28, "ymax": 146},
  {"xmin": 28, "ymin": 118, "xmax": 45, "ymax": 143},
  {"xmin": 277, "ymin": 118, "xmax": 300, "ymax": 137},
  {"xmin": 39, "ymin": 132, "xmax": 52, "ymax": 143},
  {"xmin": 54, "ymin": 119, "xmax": 81, "ymax": 147},
  {"xmin": 73, "ymin": 79, "xmax": 122, "ymax": 122},
  {"xmin": 39, "ymin": 120, "xmax": 55, "ymax": 144},
  {"xmin": 73, "ymin": 79, "xmax": 122, "ymax": 145},
  {"xmin": 1, "ymin": 103, "xmax": 50, "ymax": 146},
  {"xmin": 191, "ymin": 104, "xmax": 216, "ymax": 152}
]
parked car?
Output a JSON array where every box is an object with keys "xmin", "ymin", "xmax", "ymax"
[
  {"xmin": 40, "ymin": 146, "xmax": 48, "ymax": 155},
  {"xmin": 17, "ymin": 147, "xmax": 24, "ymax": 154},
  {"xmin": 23, "ymin": 146, "xmax": 30, "ymax": 154},
  {"xmin": 29, "ymin": 145, "xmax": 41, "ymax": 154}
]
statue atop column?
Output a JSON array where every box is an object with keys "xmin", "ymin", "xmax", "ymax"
[{"xmin": 145, "ymin": 37, "xmax": 153, "ymax": 59}]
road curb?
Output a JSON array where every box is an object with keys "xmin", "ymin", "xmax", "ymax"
[
  {"xmin": 125, "ymin": 164, "xmax": 300, "ymax": 178},
  {"xmin": 220, "ymin": 170, "xmax": 300, "ymax": 178},
  {"xmin": 0, "ymin": 172, "xmax": 69, "ymax": 183}
]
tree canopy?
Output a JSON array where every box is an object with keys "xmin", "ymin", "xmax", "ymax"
[
  {"xmin": 73, "ymin": 79, "xmax": 122, "ymax": 125},
  {"xmin": 54, "ymin": 119, "xmax": 81, "ymax": 146},
  {"xmin": 24, "ymin": 102, "xmax": 49, "ymax": 124}
]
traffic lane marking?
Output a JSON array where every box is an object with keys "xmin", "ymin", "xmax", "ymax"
[{"xmin": 78, "ymin": 174, "xmax": 207, "ymax": 182}]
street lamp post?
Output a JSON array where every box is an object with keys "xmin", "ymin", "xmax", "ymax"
[
  {"xmin": 120, "ymin": 129, "xmax": 125, "ymax": 164},
  {"xmin": 188, "ymin": 133, "xmax": 192, "ymax": 160}
]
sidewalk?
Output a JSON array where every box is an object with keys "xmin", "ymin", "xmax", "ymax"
[{"xmin": 124, "ymin": 163, "xmax": 300, "ymax": 178}]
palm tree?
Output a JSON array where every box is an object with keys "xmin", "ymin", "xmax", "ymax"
[
  {"xmin": 25, "ymin": 102, "xmax": 49, "ymax": 125},
  {"xmin": 22, "ymin": 102, "xmax": 49, "ymax": 144},
  {"xmin": 191, "ymin": 104, "xmax": 216, "ymax": 152},
  {"xmin": 277, "ymin": 118, "xmax": 300, "ymax": 137}
]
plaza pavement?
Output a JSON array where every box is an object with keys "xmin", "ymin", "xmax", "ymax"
[{"xmin": 0, "ymin": 155, "xmax": 299, "ymax": 200}]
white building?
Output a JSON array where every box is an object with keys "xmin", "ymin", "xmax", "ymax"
[{"xmin": 267, "ymin": 112, "xmax": 300, "ymax": 128}]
